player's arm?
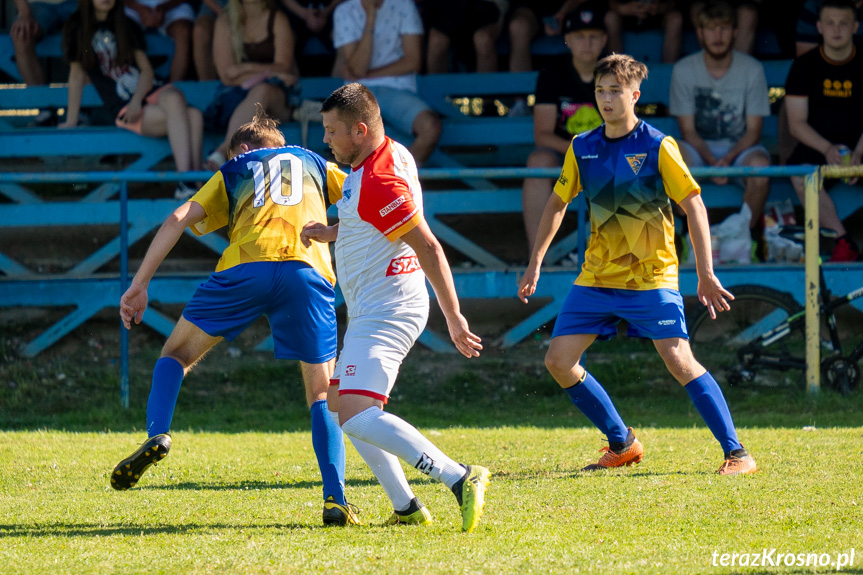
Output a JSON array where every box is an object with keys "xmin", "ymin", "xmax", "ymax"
[
  {"xmin": 401, "ymin": 219, "xmax": 483, "ymax": 359},
  {"xmin": 301, "ymin": 221, "xmax": 339, "ymax": 246},
  {"xmin": 518, "ymin": 144, "xmax": 578, "ymax": 303},
  {"xmin": 517, "ymin": 194, "xmax": 568, "ymax": 303},
  {"xmin": 120, "ymin": 201, "xmax": 206, "ymax": 329},
  {"xmin": 678, "ymin": 192, "xmax": 733, "ymax": 319}
]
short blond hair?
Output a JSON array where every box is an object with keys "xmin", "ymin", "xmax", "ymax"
[
  {"xmin": 594, "ymin": 54, "xmax": 649, "ymax": 89},
  {"xmin": 228, "ymin": 105, "xmax": 286, "ymax": 158}
]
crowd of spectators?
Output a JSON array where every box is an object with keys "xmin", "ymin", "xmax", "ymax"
[{"xmin": 3, "ymin": 0, "xmax": 862, "ymax": 259}]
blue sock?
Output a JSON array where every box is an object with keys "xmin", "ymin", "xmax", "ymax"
[
  {"xmin": 146, "ymin": 357, "xmax": 184, "ymax": 437},
  {"xmin": 310, "ymin": 399, "xmax": 346, "ymax": 505},
  {"xmin": 563, "ymin": 371, "xmax": 628, "ymax": 443},
  {"xmin": 684, "ymin": 372, "xmax": 742, "ymax": 454}
]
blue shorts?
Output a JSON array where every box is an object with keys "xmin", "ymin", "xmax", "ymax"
[
  {"xmin": 552, "ymin": 285, "xmax": 688, "ymax": 341},
  {"xmin": 182, "ymin": 261, "xmax": 337, "ymax": 363}
]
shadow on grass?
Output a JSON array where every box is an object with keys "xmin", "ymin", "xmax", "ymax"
[
  {"xmin": 0, "ymin": 522, "xmax": 337, "ymax": 538},
  {"xmin": 143, "ymin": 476, "xmax": 436, "ymax": 491}
]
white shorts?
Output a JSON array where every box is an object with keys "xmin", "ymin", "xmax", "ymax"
[{"xmin": 332, "ymin": 309, "xmax": 428, "ymax": 403}]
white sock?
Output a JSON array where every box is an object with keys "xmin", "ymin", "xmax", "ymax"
[
  {"xmin": 341, "ymin": 407, "xmax": 466, "ymax": 490},
  {"xmin": 329, "ymin": 409, "xmax": 414, "ymax": 510}
]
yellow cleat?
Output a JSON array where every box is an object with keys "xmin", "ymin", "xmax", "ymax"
[
  {"xmin": 322, "ymin": 496, "xmax": 361, "ymax": 526},
  {"xmin": 457, "ymin": 465, "xmax": 490, "ymax": 533},
  {"xmin": 384, "ymin": 497, "xmax": 432, "ymax": 526}
]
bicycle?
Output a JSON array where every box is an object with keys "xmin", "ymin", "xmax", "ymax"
[{"xmin": 686, "ymin": 228, "xmax": 863, "ymax": 396}]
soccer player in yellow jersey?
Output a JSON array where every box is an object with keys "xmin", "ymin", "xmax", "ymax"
[
  {"xmin": 518, "ymin": 54, "xmax": 757, "ymax": 476},
  {"xmin": 112, "ymin": 110, "xmax": 362, "ymax": 525}
]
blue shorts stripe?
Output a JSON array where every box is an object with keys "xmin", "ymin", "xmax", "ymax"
[
  {"xmin": 182, "ymin": 261, "xmax": 337, "ymax": 363},
  {"xmin": 552, "ymin": 285, "xmax": 688, "ymax": 341}
]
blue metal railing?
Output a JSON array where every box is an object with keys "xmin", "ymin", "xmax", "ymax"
[{"xmin": 1, "ymin": 164, "xmax": 858, "ymax": 403}]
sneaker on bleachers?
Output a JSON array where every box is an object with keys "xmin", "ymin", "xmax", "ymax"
[
  {"xmin": 31, "ymin": 109, "xmax": 58, "ymax": 127},
  {"xmin": 174, "ymin": 182, "xmax": 197, "ymax": 201}
]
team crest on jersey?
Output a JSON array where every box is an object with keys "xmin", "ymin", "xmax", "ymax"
[
  {"xmin": 625, "ymin": 154, "xmax": 647, "ymax": 175},
  {"xmin": 386, "ymin": 255, "xmax": 421, "ymax": 276},
  {"xmin": 626, "ymin": 154, "xmax": 647, "ymax": 176},
  {"xmin": 345, "ymin": 365, "xmax": 356, "ymax": 376}
]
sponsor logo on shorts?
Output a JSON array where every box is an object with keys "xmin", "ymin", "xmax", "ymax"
[
  {"xmin": 658, "ymin": 319, "xmax": 676, "ymax": 326},
  {"xmin": 379, "ymin": 195, "xmax": 406, "ymax": 217},
  {"xmin": 345, "ymin": 365, "xmax": 356, "ymax": 376},
  {"xmin": 415, "ymin": 452, "xmax": 435, "ymax": 475},
  {"xmin": 386, "ymin": 255, "xmax": 422, "ymax": 276}
]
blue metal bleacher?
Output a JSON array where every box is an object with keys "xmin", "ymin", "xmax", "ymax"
[{"xmin": 2, "ymin": 56, "xmax": 862, "ymax": 357}]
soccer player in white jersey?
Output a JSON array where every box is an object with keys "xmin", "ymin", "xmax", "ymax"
[{"xmin": 302, "ymin": 83, "xmax": 490, "ymax": 532}]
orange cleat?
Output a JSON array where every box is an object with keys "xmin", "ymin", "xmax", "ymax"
[
  {"xmin": 581, "ymin": 427, "xmax": 644, "ymax": 471},
  {"xmin": 717, "ymin": 452, "xmax": 757, "ymax": 476}
]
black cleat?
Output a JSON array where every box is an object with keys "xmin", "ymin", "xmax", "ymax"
[{"xmin": 110, "ymin": 434, "xmax": 172, "ymax": 490}]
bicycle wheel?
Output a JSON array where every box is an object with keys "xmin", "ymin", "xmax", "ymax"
[{"xmin": 686, "ymin": 285, "xmax": 804, "ymax": 385}]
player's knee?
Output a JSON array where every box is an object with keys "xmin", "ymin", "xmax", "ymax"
[{"xmin": 544, "ymin": 349, "xmax": 574, "ymax": 383}]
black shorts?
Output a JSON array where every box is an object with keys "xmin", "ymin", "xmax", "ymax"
[{"xmin": 424, "ymin": 0, "xmax": 500, "ymax": 39}]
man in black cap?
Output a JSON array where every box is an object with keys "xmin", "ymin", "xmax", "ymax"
[{"xmin": 521, "ymin": 4, "xmax": 607, "ymax": 258}]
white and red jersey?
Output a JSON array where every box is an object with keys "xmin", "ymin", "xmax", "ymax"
[{"xmin": 334, "ymin": 137, "xmax": 429, "ymax": 318}]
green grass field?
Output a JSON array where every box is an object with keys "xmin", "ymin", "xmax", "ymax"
[{"xmin": 2, "ymin": 334, "xmax": 862, "ymax": 574}]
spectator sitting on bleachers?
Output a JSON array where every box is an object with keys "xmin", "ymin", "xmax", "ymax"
[
  {"xmin": 506, "ymin": 0, "xmax": 588, "ymax": 116},
  {"xmin": 670, "ymin": 0, "xmax": 771, "ymax": 238},
  {"xmin": 606, "ymin": 0, "xmax": 684, "ymax": 63},
  {"xmin": 10, "ymin": 0, "xmax": 78, "ymax": 125},
  {"xmin": 688, "ymin": 0, "xmax": 761, "ymax": 54},
  {"xmin": 192, "ymin": 0, "xmax": 228, "ymax": 81},
  {"xmin": 785, "ymin": 0, "xmax": 863, "ymax": 261},
  {"xmin": 60, "ymin": 0, "xmax": 203, "ymax": 199},
  {"xmin": 203, "ymin": 0, "xmax": 298, "ymax": 170},
  {"xmin": 124, "ymin": 0, "xmax": 194, "ymax": 81},
  {"xmin": 281, "ymin": 0, "xmax": 344, "ymax": 75},
  {"xmin": 332, "ymin": 0, "xmax": 440, "ymax": 165},
  {"xmin": 521, "ymin": 6, "xmax": 605, "ymax": 256},
  {"xmin": 423, "ymin": 0, "xmax": 503, "ymax": 73},
  {"xmin": 796, "ymin": 0, "xmax": 863, "ymax": 54}
]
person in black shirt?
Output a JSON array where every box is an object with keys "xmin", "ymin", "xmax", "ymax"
[
  {"xmin": 786, "ymin": 0, "xmax": 863, "ymax": 261},
  {"xmin": 521, "ymin": 5, "xmax": 606, "ymax": 256},
  {"xmin": 61, "ymin": 0, "xmax": 204, "ymax": 198}
]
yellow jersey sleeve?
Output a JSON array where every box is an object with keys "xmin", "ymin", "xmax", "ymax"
[
  {"xmin": 189, "ymin": 171, "xmax": 229, "ymax": 236},
  {"xmin": 326, "ymin": 162, "xmax": 346, "ymax": 204},
  {"xmin": 658, "ymin": 137, "xmax": 700, "ymax": 203},
  {"xmin": 553, "ymin": 141, "xmax": 582, "ymax": 204}
]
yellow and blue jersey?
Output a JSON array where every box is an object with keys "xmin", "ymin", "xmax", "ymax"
[
  {"xmin": 554, "ymin": 120, "xmax": 699, "ymax": 290},
  {"xmin": 189, "ymin": 146, "xmax": 346, "ymax": 285}
]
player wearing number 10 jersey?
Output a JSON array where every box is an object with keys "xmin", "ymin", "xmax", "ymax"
[{"xmin": 112, "ymin": 110, "xmax": 360, "ymax": 526}]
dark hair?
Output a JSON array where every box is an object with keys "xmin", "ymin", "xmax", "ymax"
[
  {"xmin": 594, "ymin": 53, "xmax": 649, "ymax": 88},
  {"xmin": 62, "ymin": 0, "xmax": 136, "ymax": 71},
  {"xmin": 228, "ymin": 104, "xmax": 286, "ymax": 158},
  {"xmin": 820, "ymin": 0, "xmax": 858, "ymax": 18},
  {"xmin": 320, "ymin": 83, "xmax": 383, "ymax": 133},
  {"xmin": 695, "ymin": 1, "xmax": 737, "ymax": 29}
]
